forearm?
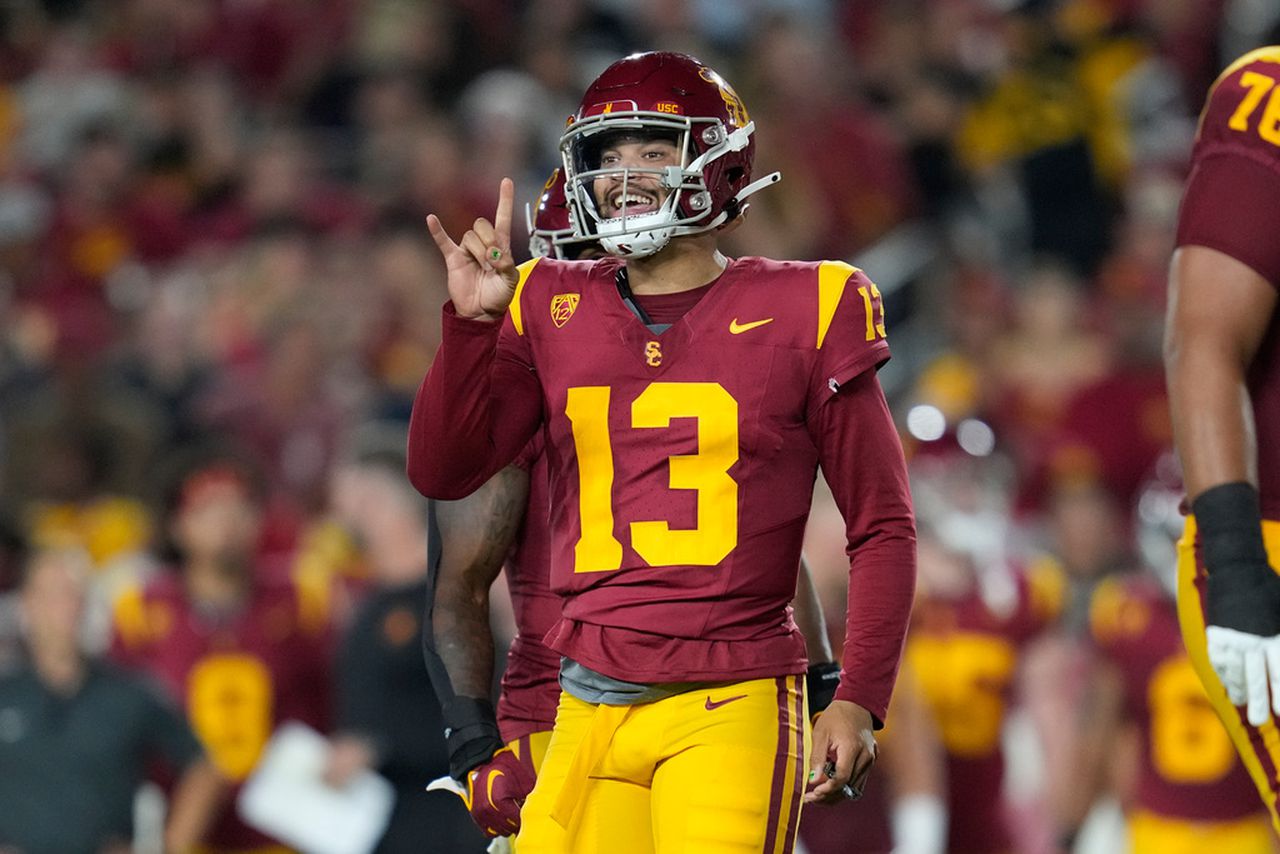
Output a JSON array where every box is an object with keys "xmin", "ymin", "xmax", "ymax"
[
  {"xmin": 814, "ymin": 373, "xmax": 917, "ymax": 723},
  {"xmin": 163, "ymin": 759, "xmax": 226, "ymax": 854},
  {"xmin": 434, "ymin": 583, "xmax": 496, "ymax": 698},
  {"xmin": 1167, "ymin": 334, "xmax": 1255, "ymax": 501},
  {"xmin": 407, "ymin": 305, "xmax": 540, "ymax": 499},
  {"xmin": 792, "ymin": 555, "xmax": 834, "ymax": 663}
]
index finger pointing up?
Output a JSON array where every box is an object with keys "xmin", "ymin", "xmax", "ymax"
[{"xmin": 493, "ymin": 178, "xmax": 514, "ymax": 250}]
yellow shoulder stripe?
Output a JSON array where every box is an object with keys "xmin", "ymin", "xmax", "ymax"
[
  {"xmin": 508, "ymin": 258, "xmax": 542, "ymax": 336},
  {"xmin": 817, "ymin": 261, "xmax": 859, "ymax": 349}
]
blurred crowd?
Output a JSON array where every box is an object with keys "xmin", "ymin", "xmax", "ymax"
[{"xmin": 2, "ymin": 0, "xmax": 1280, "ymax": 852}]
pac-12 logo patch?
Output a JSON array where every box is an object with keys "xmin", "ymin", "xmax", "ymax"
[{"xmin": 551, "ymin": 294, "xmax": 580, "ymax": 328}]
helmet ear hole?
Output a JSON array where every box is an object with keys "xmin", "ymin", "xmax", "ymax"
[{"xmin": 725, "ymin": 166, "xmax": 746, "ymax": 190}]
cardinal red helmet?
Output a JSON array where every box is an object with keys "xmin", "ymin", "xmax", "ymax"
[
  {"xmin": 525, "ymin": 168, "xmax": 602, "ymax": 261},
  {"xmin": 559, "ymin": 51, "xmax": 779, "ymax": 258},
  {"xmin": 525, "ymin": 168, "xmax": 574, "ymax": 259}
]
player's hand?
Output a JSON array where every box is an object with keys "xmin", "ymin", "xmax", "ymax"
[
  {"xmin": 426, "ymin": 178, "xmax": 519, "ymax": 322},
  {"xmin": 806, "ymin": 699, "xmax": 876, "ymax": 804},
  {"xmin": 1206, "ymin": 569, "xmax": 1280, "ymax": 726},
  {"xmin": 461, "ymin": 734, "xmax": 539, "ymax": 837},
  {"xmin": 1206, "ymin": 625, "xmax": 1280, "ymax": 725}
]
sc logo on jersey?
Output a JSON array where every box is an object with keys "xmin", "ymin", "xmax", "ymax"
[{"xmin": 645, "ymin": 341, "xmax": 662, "ymax": 367}]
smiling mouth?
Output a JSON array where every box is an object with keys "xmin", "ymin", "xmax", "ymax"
[{"xmin": 606, "ymin": 191, "xmax": 660, "ymax": 218}]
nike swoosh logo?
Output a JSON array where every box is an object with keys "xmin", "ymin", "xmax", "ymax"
[
  {"xmin": 704, "ymin": 694, "xmax": 749, "ymax": 711},
  {"xmin": 729, "ymin": 317, "xmax": 774, "ymax": 334}
]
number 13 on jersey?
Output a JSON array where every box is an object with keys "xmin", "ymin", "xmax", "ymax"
[{"xmin": 565, "ymin": 382, "xmax": 740, "ymax": 572}]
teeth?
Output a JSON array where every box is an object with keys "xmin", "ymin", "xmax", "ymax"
[{"xmin": 612, "ymin": 193, "xmax": 653, "ymax": 210}]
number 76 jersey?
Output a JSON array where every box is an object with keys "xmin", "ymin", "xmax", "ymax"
[{"xmin": 498, "ymin": 255, "xmax": 894, "ymax": 684}]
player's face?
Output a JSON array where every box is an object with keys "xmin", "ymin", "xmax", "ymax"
[
  {"xmin": 592, "ymin": 137, "xmax": 681, "ymax": 219},
  {"xmin": 173, "ymin": 480, "xmax": 262, "ymax": 566},
  {"xmin": 22, "ymin": 552, "xmax": 87, "ymax": 646}
]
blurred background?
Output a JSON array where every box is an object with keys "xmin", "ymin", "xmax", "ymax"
[{"xmin": 1, "ymin": 0, "xmax": 1279, "ymax": 852}]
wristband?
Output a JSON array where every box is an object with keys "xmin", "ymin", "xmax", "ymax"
[
  {"xmin": 1193, "ymin": 482, "xmax": 1269, "ymax": 583},
  {"xmin": 806, "ymin": 661, "xmax": 841, "ymax": 718},
  {"xmin": 1193, "ymin": 482, "xmax": 1280, "ymax": 635},
  {"xmin": 442, "ymin": 696, "xmax": 503, "ymax": 780}
]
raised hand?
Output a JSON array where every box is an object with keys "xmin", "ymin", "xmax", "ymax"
[{"xmin": 427, "ymin": 178, "xmax": 520, "ymax": 322}]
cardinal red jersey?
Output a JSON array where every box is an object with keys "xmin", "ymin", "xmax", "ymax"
[
  {"xmin": 1176, "ymin": 46, "xmax": 1280, "ymax": 518},
  {"xmin": 501, "ymin": 255, "xmax": 891, "ymax": 685},
  {"xmin": 498, "ymin": 433, "xmax": 562, "ymax": 740},
  {"xmin": 1090, "ymin": 574, "xmax": 1262, "ymax": 822},
  {"xmin": 111, "ymin": 570, "xmax": 333, "ymax": 851},
  {"xmin": 905, "ymin": 560, "xmax": 1064, "ymax": 854}
]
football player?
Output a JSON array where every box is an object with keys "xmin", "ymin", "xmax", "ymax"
[
  {"xmin": 407, "ymin": 52, "xmax": 916, "ymax": 853},
  {"xmin": 111, "ymin": 447, "xmax": 334, "ymax": 852},
  {"xmin": 899, "ymin": 415, "xmax": 1063, "ymax": 854},
  {"xmin": 424, "ymin": 170, "xmax": 846, "ymax": 843},
  {"xmin": 1165, "ymin": 45, "xmax": 1280, "ymax": 831},
  {"xmin": 1056, "ymin": 455, "xmax": 1275, "ymax": 853}
]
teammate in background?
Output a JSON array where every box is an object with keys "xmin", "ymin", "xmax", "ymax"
[
  {"xmin": 1056, "ymin": 454, "xmax": 1276, "ymax": 854},
  {"xmin": 425, "ymin": 170, "xmax": 845, "ymax": 841},
  {"xmin": 408, "ymin": 51, "xmax": 915, "ymax": 853},
  {"xmin": 111, "ymin": 446, "xmax": 334, "ymax": 853},
  {"xmin": 900, "ymin": 412, "xmax": 1063, "ymax": 854},
  {"xmin": 323, "ymin": 441, "xmax": 489, "ymax": 853},
  {"xmin": 1165, "ymin": 45, "xmax": 1280, "ymax": 830},
  {"xmin": 0, "ymin": 547, "xmax": 225, "ymax": 854}
]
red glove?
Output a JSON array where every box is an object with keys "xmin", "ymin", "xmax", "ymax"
[{"xmin": 463, "ymin": 734, "xmax": 539, "ymax": 837}]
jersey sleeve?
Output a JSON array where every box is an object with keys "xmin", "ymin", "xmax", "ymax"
[
  {"xmin": 1176, "ymin": 48, "xmax": 1280, "ymax": 287},
  {"xmin": 406, "ymin": 263, "xmax": 545, "ymax": 500},
  {"xmin": 808, "ymin": 262, "xmax": 892, "ymax": 414},
  {"xmin": 809, "ymin": 368, "xmax": 916, "ymax": 724}
]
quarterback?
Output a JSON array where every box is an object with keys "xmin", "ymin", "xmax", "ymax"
[
  {"xmin": 408, "ymin": 52, "xmax": 916, "ymax": 852},
  {"xmin": 1166, "ymin": 45, "xmax": 1280, "ymax": 831}
]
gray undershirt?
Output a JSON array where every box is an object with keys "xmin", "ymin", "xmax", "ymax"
[{"xmin": 559, "ymin": 657, "xmax": 727, "ymax": 706}]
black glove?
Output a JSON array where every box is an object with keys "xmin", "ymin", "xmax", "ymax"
[
  {"xmin": 442, "ymin": 696, "xmax": 503, "ymax": 781},
  {"xmin": 806, "ymin": 661, "xmax": 842, "ymax": 719},
  {"xmin": 1194, "ymin": 482, "xmax": 1280, "ymax": 636}
]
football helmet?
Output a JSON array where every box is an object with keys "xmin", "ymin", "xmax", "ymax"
[
  {"xmin": 525, "ymin": 168, "xmax": 600, "ymax": 261},
  {"xmin": 1133, "ymin": 451, "xmax": 1184, "ymax": 597},
  {"xmin": 906, "ymin": 405, "xmax": 1017, "ymax": 612},
  {"xmin": 559, "ymin": 51, "xmax": 780, "ymax": 258}
]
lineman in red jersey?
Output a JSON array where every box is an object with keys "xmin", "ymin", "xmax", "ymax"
[
  {"xmin": 425, "ymin": 172, "xmax": 848, "ymax": 841},
  {"xmin": 1057, "ymin": 456, "xmax": 1276, "ymax": 853},
  {"xmin": 898, "ymin": 419, "xmax": 1063, "ymax": 854},
  {"xmin": 1166, "ymin": 45, "xmax": 1280, "ymax": 832},
  {"xmin": 111, "ymin": 449, "xmax": 333, "ymax": 853},
  {"xmin": 407, "ymin": 52, "xmax": 916, "ymax": 853}
]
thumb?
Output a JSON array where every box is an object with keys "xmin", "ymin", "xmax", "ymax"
[{"xmin": 808, "ymin": 722, "xmax": 831, "ymax": 785}]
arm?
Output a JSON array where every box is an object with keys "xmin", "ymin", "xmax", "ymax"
[
  {"xmin": 1165, "ymin": 245, "xmax": 1275, "ymax": 500},
  {"xmin": 1051, "ymin": 657, "xmax": 1125, "ymax": 851},
  {"xmin": 424, "ymin": 464, "xmax": 530, "ymax": 779},
  {"xmin": 163, "ymin": 758, "xmax": 226, "ymax": 854},
  {"xmin": 878, "ymin": 663, "xmax": 947, "ymax": 854},
  {"xmin": 406, "ymin": 178, "xmax": 542, "ymax": 499},
  {"xmin": 793, "ymin": 554, "xmax": 841, "ymax": 717},
  {"xmin": 807, "ymin": 369, "xmax": 917, "ymax": 802},
  {"xmin": 1166, "ymin": 245, "xmax": 1280, "ymax": 723}
]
